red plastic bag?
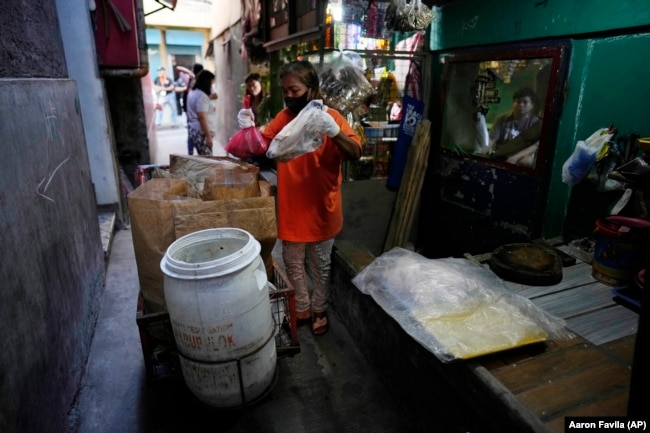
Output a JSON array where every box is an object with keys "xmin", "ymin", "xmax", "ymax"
[{"xmin": 225, "ymin": 96, "xmax": 268, "ymax": 159}]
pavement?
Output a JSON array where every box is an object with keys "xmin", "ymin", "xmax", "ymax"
[{"xmin": 67, "ymin": 224, "xmax": 408, "ymax": 433}]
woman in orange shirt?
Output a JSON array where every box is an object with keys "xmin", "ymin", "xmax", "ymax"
[{"xmin": 238, "ymin": 60, "xmax": 361, "ymax": 335}]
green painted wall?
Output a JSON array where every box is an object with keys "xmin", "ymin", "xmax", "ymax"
[
  {"xmin": 550, "ymin": 35, "xmax": 650, "ymax": 237},
  {"xmin": 428, "ymin": 0, "xmax": 650, "ymax": 240},
  {"xmin": 431, "ymin": 0, "xmax": 650, "ymax": 50}
]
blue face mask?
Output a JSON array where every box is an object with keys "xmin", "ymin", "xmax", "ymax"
[{"xmin": 284, "ymin": 92, "xmax": 309, "ymax": 114}]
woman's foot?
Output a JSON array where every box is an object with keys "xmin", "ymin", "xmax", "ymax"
[
  {"xmin": 295, "ymin": 309, "xmax": 311, "ymax": 324},
  {"xmin": 312, "ymin": 311, "xmax": 328, "ymax": 336}
]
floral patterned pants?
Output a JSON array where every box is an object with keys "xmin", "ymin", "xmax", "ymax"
[
  {"xmin": 188, "ymin": 127, "xmax": 212, "ymax": 156},
  {"xmin": 281, "ymin": 239, "xmax": 335, "ymax": 314}
]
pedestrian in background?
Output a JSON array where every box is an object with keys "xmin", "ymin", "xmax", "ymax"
[
  {"xmin": 153, "ymin": 67, "xmax": 178, "ymax": 127},
  {"xmin": 187, "ymin": 70, "xmax": 218, "ymax": 155},
  {"xmin": 244, "ymin": 73, "xmax": 271, "ymax": 130}
]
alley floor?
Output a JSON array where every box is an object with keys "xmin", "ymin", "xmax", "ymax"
[{"xmin": 67, "ymin": 226, "xmax": 409, "ymax": 433}]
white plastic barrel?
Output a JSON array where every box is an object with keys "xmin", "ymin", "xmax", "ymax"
[{"xmin": 160, "ymin": 228, "xmax": 276, "ymax": 408}]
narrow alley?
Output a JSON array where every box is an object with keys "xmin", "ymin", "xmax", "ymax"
[{"xmin": 68, "ymin": 227, "xmax": 410, "ymax": 433}]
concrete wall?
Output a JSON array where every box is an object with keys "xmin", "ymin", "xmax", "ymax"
[
  {"xmin": 0, "ymin": 2, "xmax": 105, "ymax": 433},
  {"xmin": 0, "ymin": 80, "xmax": 105, "ymax": 433},
  {"xmin": 211, "ymin": 0, "xmax": 242, "ymax": 39},
  {"xmin": 213, "ymin": 20, "xmax": 250, "ymax": 150},
  {"xmin": 0, "ymin": 2, "xmax": 67, "ymax": 78},
  {"xmin": 56, "ymin": 0, "xmax": 121, "ymax": 210},
  {"xmin": 105, "ymin": 75, "xmax": 151, "ymax": 188},
  {"xmin": 420, "ymin": 0, "xmax": 650, "ymax": 256}
]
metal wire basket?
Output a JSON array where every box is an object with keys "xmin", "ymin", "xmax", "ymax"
[{"xmin": 136, "ymin": 259, "xmax": 300, "ymax": 383}]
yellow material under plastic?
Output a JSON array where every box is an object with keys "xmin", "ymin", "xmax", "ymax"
[{"xmin": 413, "ymin": 297, "xmax": 548, "ymax": 360}]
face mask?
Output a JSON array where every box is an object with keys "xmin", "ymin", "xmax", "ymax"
[{"xmin": 284, "ymin": 92, "xmax": 309, "ymax": 114}]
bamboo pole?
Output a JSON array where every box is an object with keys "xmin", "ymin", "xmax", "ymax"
[{"xmin": 383, "ymin": 120, "xmax": 431, "ymax": 252}]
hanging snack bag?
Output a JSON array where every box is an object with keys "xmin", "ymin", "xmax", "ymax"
[{"xmin": 385, "ymin": 0, "xmax": 434, "ymax": 32}]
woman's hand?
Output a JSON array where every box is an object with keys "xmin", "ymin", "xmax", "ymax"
[
  {"xmin": 316, "ymin": 106, "xmax": 360, "ymax": 160},
  {"xmin": 238, "ymin": 108, "xmax": 255, "ymax": 129},
  {"xmin": 313, "ymin": 109, "xmax": 340, "ymax": 138}
]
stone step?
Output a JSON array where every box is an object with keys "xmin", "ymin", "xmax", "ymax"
[{"xmin": 98, "ymin": 210, "xmax": 117, "ymax": 261}]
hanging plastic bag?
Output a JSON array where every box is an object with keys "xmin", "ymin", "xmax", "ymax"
[
  {"xmin": 225, "ymin": 96, "xmax": 268, "ymax": 159},
  {"xmin": 266, "ymin": 100, "xmax": 328, "ymax": 162},
  {"xmin": 318, "ymin": 50, "xmax": 375, "ymax": 116},
  {"xmin": 561, "ymin": 127, "xmax": 615, "ymax": 187},
  {"xmin": 385, "ymin": 0, "xmax": 434, "ymax": 32}
]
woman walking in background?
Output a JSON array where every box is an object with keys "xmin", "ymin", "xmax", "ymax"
[{"xmin": 186, "ymin": 70, "xmax": 217, "ymax": 155}]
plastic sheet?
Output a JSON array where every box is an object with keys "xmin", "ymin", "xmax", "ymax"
[{"xmin": 352, "ymin": 248, "xmax": 574, "ymax": 362}]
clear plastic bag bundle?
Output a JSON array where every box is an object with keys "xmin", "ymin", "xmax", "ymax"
[
  {"xmin": 319, "ymin": 51, "xmax": 375, "ymax": 116},
  {"xmin": 385, "ymin": 0, "xmax": 435, "ymax": 32},
  {"xmin": 266, "ymin": 100, "xmax": 327, "ymax": 162}
]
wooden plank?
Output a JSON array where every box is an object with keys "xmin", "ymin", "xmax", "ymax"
[
  {"xmin": 529, "ymin": 282, "xmax": 617, "ymax": 319},
  {"xmin": 544, "ymin": 389, "xmax": 630, "ymax": 432},
  {"xmin": 383, "ymin": 120, "xmax": 430, "ymax": 252},
  {"xmin": 600, "ymin": 334, "xmax": 636, "ymax": 365},
  {"xmin": 566, "ymin": 306, "xmax": 639, "ymax": 345},
  {"xmin": 467, "ymin": 364, "xmax": 557, "ymax": 433},
  {"xmin": 490, "ymin": 343, "xmax": 611, "ymax": 394},
  {"xmin": 515, "ymin": 360, "xmax": 631, "ymax": 420}
]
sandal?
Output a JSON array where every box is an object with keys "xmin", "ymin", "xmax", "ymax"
[
  {"xmin": 295, "ymin": 309, "xmax": 311, "ymax": 324},
  {"xmin": 311, "ymin": 311, "xmax": 329, "ymax": 336}
]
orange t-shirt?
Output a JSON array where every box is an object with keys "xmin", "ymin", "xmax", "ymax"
[{"xmin": 262, "ymin": 107, "xmax": 361, "ymax": 242}]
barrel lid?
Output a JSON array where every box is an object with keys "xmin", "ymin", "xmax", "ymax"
[
  {"xmin": 160, "ymin": 228, "xmax": 261, "ymax": 279},
  {"xmin": 489, "ymin": 243, "xmax": 563, "ymax": 286}
]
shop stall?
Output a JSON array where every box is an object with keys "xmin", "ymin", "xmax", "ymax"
[{"xmin": 262, "ymin": 0, "xmax": 433, "ymax": 255}]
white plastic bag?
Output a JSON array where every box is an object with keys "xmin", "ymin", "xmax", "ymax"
[
  {"xmin": 473, "ymin": 112, "xmax": 490, "ymax": 155},
  {"xmin": 266, "ymin": 100, "xmax": 327, "ymax": 162},
  {"xmin": 562, "ymin": 128, "xmax": 614, "ymax": 186}
]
